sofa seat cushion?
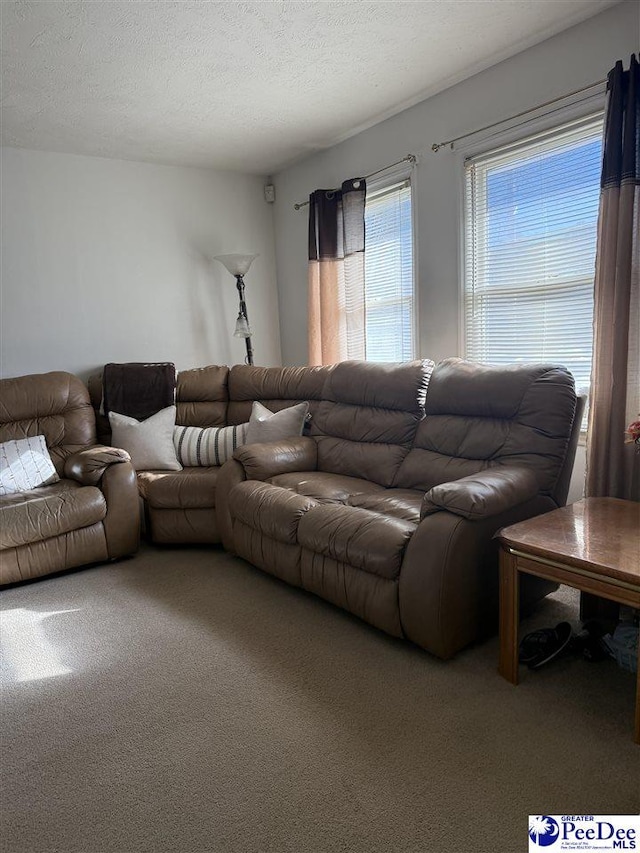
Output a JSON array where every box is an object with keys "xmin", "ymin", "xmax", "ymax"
[
  {"xmin": 268, "ymin": 471, "xmax": 384, "ymax": 504},
  {"xmin": 347, "ymin": 489, "xmax": 425, "ymax": 523},
  {"xmin": 137, "ymin": 467, "xmax": 219, "ymax": 510},
  {"xmin": 229, "ymin": 481, "xmax": 317, "ymax": 545},
  {"xmin": 0, "ymin": 479, "xmax": 106, "ymax": 550},
  {"xmin": 297, "ymin": 504, "xmax": 416, "ymax": 580}
]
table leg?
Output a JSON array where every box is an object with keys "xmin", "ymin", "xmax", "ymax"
[{"xmin": 499, "ymin": 547, "xmax": 520, "ymax": 685}]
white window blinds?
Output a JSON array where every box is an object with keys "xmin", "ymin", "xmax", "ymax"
[
  {"xmin": 364, "ymin": 179, "xmax": 415, "ymax": 362},
  {"xmin": 464, "ymin": 115, "xmax": 603, "ymax": 401}
]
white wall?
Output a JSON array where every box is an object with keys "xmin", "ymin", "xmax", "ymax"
[
  {"xmin": 272, "ymin": 1, "xmax": 638, "ymax": 368},
  {"xmin": 1, "ymin": 148, "xmax": 281, "ymax": 380}
]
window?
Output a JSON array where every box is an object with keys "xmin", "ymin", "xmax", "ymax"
[
  {"xmin": 464, "ymin": 115, "xmax": 603, "ymax": 404},
  {"xmin": 364, "ymin": 179, "xmax": 415, "ymax": 362}
]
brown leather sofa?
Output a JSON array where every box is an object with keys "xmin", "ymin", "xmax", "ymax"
[
  {"xmin": 217, "ymin": 358, "xmax": 583, "ymax": 659},
  {"xmin": 89, "ymin": 364, "xmax": 332, "ymax": 544},
  {"xmin": 0, "ymin": 371, "xmax": 140, "ymax": 585}
]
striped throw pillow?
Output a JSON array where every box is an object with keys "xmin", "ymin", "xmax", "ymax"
[
  {"xmin": 0, "ymin": 435, "xmax": 60, "ymax": 496},
  {"xmin": 173, "ymin": 423, "xmax": 249, "ymax": 467}
]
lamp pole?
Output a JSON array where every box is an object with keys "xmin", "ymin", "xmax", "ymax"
[{"xmin": 235, "ymin": 274, "xmax": 254, "ymax": 365}]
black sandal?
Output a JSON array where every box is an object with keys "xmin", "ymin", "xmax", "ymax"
[{"xmin": 519, "ymin": 621, "xmax": 573, "ymax": 670}]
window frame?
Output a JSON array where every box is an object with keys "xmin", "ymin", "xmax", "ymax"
[
  {"xmin": 364, "ymin": 167, "xmax": 418, "ymax": 363},
  {"xmin": 459, "ymin": 109, "xmax": 605, "ymax": 429},
  {"xmin": 456, "ymin": 96, "xmax": 606, "ymax": 357}
]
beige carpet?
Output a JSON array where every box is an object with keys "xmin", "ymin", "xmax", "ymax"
[{"xmin": 1, "ymin": 545, "xmax": 638, "ymax": 853}]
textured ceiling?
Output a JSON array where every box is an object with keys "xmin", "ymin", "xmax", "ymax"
[{"xmin": 2, "ymin": 0, "xmax": 618, "ymax": 174}]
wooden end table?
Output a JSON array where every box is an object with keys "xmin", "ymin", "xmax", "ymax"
[{"xmin": 497, "ymin": 497, "xmax": 640, "ymax": 743}]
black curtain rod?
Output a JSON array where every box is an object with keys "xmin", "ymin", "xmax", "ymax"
[
  {"xmin": 293, "ymin": 154, "xmax": 417, "ymax": 210},
  {"xmin": 431, "ymin": 78, "xmax": 606, "ymax": 152}
]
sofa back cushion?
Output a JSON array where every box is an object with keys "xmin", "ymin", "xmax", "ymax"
[
  {"xmin": 392, "ymin": 358, "xmax": 577, "ymax": 499},
  {"xmin": 0, "ymin": 372, "xmax": 96, "ymax": 476},
  {"xmin": 310, "ymin": 360, "xmax": 434, "ymax": 487},
  {"xmin": 227, "ymin": 364, "xmax": 332, "ymax": 425},
  {"xmin": 176, "ymin": 365, "xmax": 230, "ymax": 427}
]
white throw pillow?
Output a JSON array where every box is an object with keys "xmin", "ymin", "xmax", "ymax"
[
  {"xmin": 246, "ymin": 401, "xmax": 309, "ymax": 444},
  {"xmin": 173, "ymin": 423, "xmax": 249, "ymax": 467},
  {"xmin": 0, "ymin": 435, "xmax": 60, "ymax": 496},
  {"xmin": 109, "ymin": 406, "xmax": 182, "ymax": 471}
]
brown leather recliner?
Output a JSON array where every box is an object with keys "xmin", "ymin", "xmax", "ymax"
[
  {"xmin": 217, "ymin": 358, "xmax": 583, "ymax": 659},
  {"xmin": 0, "ymin": 371, "xmax": 140, "ymax": 585}
]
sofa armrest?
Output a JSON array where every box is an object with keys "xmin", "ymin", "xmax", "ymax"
[
  {"xmin": 100, "ymin": 460, "xmax": 140, "ymax": 559},
  {"xmin": 421, "ymin": 467, "xmax": 539, "ymax": 521},
  {"xmin": 64, "ymin": 445, "xmax": 132, "ymax": 486},
  {"xmin": 233, "ymin": 436, "xmax": 318, "ymax": 481},
  {"xmin": 400, "ymin": 493, "xmax": 556, "ymax": 658},
  {"xmin": 215, "ymin": 459, "xmax": 247, "ymax": 554}
]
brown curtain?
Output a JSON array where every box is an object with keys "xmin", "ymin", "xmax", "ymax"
[
  {"xmin": 586, "ymin": 55, "xmax": 639, "ymax": 501},
  {"xmin": 308, "ymin": 179, "xmax": 366, "ymax": 365}
]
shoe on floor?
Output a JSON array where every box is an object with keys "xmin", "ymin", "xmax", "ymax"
[
  {"xmin": 519, "ymin": 627, "xmax": 559, "ymax": 665},
  {"xmin": 526, "ymin": 621, "xmax": 574, "ymax": 670},
  {"xmin": 570, "ymin": 620, "xmax": 610, "ymax": 662},
  {"xmin": 519, "ymin": 622, "xmax": 574, "ymax": 669}
]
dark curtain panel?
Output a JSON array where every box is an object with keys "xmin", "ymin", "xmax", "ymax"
[
  {"xmin": 308, "ymin": 179, "xmax": 366, "ymax": 365},
  {"xmin": 586, "ymin": 55, "xmax": 639, "ymax": 500}
]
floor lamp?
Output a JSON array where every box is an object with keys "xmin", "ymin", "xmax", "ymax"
[{"xmin": 214, "ymin": 254, "xmax": 258, "ymax": 366}]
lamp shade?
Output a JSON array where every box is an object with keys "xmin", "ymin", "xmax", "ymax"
[
  {"xmin": 234, "ymin": 315, "xmax": 252, "ymax": 338},
  {"xmin": 214, "ymin": 254, "xmax": 258, "ymax": 277}
]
